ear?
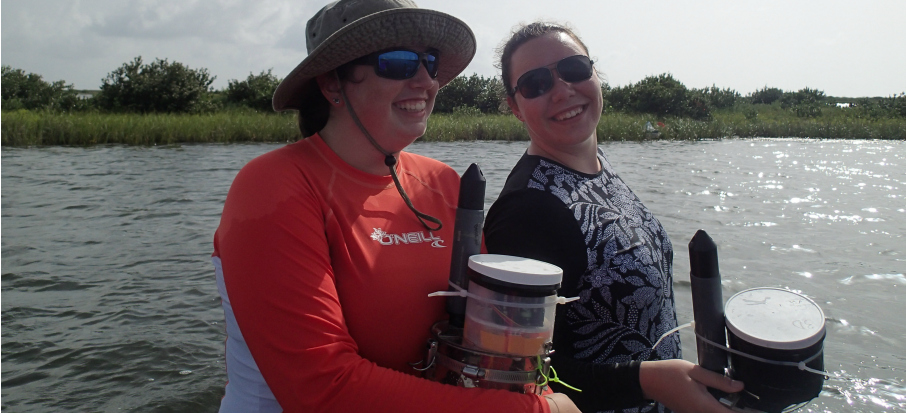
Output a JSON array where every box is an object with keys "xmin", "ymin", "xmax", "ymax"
[
  {"xmin": 316, "ymin": 72, "xmax": 342, "ymax": 104},
  {"xmin": 507, "ymin": 95, "xmax": 524, "ymax": 122}
]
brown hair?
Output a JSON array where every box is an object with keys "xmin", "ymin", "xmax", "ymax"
[
  {"xmin": 296, "ymin": 62, "xmax": 361, "ymax": 137},
  {"xmin": 496, "ymin": 21, "xmax": 592, "ymax": 94}
]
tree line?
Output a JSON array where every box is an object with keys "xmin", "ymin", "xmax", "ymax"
[{"xmin": 3, "ymin": 57, "xmax": 905, "ymax": 120}]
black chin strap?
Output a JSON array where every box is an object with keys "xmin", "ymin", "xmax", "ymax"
[{"xmin": 340, "ymin": 88, "xmax": 442, "ymax": 232}]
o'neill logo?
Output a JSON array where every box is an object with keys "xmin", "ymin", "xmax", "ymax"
[{"xmin": 370, "ymin": 228, "xmax": 446, "ymax": 248}]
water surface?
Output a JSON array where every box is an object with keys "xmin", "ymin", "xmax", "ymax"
[{"xmin": 2, "ymin": 139, "xmax": 904, "ymax": 412}]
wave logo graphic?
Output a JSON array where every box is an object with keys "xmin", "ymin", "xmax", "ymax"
[{"xmin": 370, "ymin": 228, "xmax": 445, "ymax": 248}]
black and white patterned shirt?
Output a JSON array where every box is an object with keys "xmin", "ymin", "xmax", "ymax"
[{"xmin": 485, "ymin": 149, "xmax": 680, "ymax": 413}]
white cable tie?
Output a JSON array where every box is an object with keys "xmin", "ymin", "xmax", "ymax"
[
  {"xmin": 427, "ymin": 290, "xmax": 467, "ymax": 298},
  {"xmin": 556, "ymin": 296, "xmax": 580, "ymax": 304},
  {"xmin": 694, "ymin": 330, "xmax": 828, "ymax": 378},
  {"xmin": 429, "ymin": 281, "xmax": 578, "ymax": 306},
  {"xmin": 652, "ymin": 322, "xmax": 693, "ymax": 350},
  {"xmin": 427, "ymin": 281, "xmax": 469, "ymax": 298}
]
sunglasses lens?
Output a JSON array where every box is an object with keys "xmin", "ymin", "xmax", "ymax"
[
  {"xmin": 377, "ymin": 51, "xmax": 420, "ymax": 79},
  {"xmin": 514, "ymin": 55, "xmax": 594, "ymax": 99},
  {"xmin": 516, "ymin": 69, "xmax": 554, "ymax": 99},
  {"xmin": 374, "ymin": 50, "xmax": 440, "ymax": 80},
  {"xmin": 558, "ymin": 55, "xmax": 593, "ymax": 82},
  {"xmin": 423, "ymin": 52, "xmax": 439, "ymax": 78}
]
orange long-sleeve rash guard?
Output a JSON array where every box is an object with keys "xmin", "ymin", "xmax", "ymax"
[{"xmin": 213, "ymin": 134, "xmax": 549, "ymax": 413}]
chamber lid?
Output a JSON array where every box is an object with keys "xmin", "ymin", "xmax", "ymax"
[
  {"xmin": 467, "ymin": 254, "xmax": 563, "ymax": 287},
  {"xmin": 725, "ymin": 287, "xmax": 826, "ymax": 350}
]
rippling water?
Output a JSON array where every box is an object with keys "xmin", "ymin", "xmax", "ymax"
[{"xmin": 2, "ymin": 139, "xmax": 904, "ymax": 412}]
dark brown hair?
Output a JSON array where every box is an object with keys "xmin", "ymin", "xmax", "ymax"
[
  {"xmin": 496, "ymin": 22, "xmax": 592, "ymax": 94},
  {"xmin": 296, "ymin": 62, "xmax": 361, "ymax": 137}
]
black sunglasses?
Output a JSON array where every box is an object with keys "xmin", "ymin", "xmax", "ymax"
[
  {"xmin": 510, "ymin": 55, "xmax": 595, "ymax": 99},
  {"xmin": 352, "ymin": 49, "xmax": 440, "ymax": 80}
]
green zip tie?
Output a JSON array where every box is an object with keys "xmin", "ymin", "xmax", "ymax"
[
  {"xmin": 537, "ymin": 356, "xmax": 582, "ymax": 393},
  {"xmin": 548, "ymin": 366, "xmax": 582, "ymax": 392}
]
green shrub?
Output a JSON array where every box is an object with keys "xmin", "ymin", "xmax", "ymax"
[
  {"xmin": 748, "ymin": 86, "xmax": 784, "ymax": 104},
  {"xmin": 792, "ymin": 104, "xmax": 821, "ymax": 118},
  {"xmin": 94, "ymin": 57, "xmax": 217, "ymax": 114},
  {"xmin": 225, "ymin": 69, "xmax": 282, "ymax": 112},
  {"xmin": 606, "ymin": 73, "xmax": 712, "ymax": 120},
  {"xmin": 1, "ymin": 66, "xmax": 86, "ymax": 111},
  {"xmin": 874, "ymin": 93, "xmax": 906, "ymax": 118},
  {"xmin": 780, "ymin": 87, "xmax": 825, "ymax": 109},
  {"xmin": 780, "ymin": 88, "xmax": 825, "ymax": 118},
  {"xmin": 694, "ymin": 85, "xmax": 740, "ymax": 109},
  {"xmin": 740, "ymin": 105, "xmax": 759, "ymax": 120},
  {"xmin": 435, "ymin": 74, "xmax": 505, "ymax": 114}
]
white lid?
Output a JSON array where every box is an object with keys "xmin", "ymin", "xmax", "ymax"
[
  {"xmin": 467, "ymin": 254, "xmax": 563, "ymax": 286},
  {"xmin": 725, "ymin": 287, "xmax": 826, "ymax": 350}
]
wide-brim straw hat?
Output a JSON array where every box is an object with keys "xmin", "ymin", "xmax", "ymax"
[{"xmin": 272, "ymin": 0, "xmax": 476, "ymax": 112}]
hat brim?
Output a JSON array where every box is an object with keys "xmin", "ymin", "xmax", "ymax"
[{"xmin": 273, "ymin": 8, "xmax": 476, "ymax": 112}]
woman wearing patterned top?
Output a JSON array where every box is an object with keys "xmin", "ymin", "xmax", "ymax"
[{"xmin": 483, "ymin": 22, "xmax": 743, "ymax": 413}]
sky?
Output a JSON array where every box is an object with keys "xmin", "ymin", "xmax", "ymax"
[{"xmin": 2, "ymin": 0, "xmax": 905, "ymax": 98}]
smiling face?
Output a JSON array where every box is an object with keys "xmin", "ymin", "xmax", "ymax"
[
  {"xmin": 340, "ymin": 49, "xmax": 439, "ymax": 154},
  {"xmin": 507, "ymin": 32, "xmax": 603, "ymax": 157}
]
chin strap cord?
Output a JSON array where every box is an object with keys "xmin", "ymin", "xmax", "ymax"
[{"xmin": 340, "ymin": 88, "xmax": 442, "ymax": 231}]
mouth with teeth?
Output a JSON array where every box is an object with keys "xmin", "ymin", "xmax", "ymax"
[
  {"xmin": 554, "ymin": 105, "xmax": 586, "ymax": 121},
  {"xmin": 394, "ymin": 100, "xmax": 427, "ymax": 112}
]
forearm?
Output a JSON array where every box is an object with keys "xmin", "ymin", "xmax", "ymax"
[
  {"xmin": 638, "ymin": 359, "xmax": 743, "ymax": 413},
  {"xmin": 549, "ymin": 353, "xmax": 646, "ymax": 410}
]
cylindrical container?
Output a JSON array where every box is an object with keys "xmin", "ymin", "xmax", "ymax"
[
  {"xmin": 462, "ymin": 254, "xmax": 562, "ymax": 357},
  {"xmin": 724, "ymin": 288, "xmax": 826, "ymax": 413},
  {"xmin": 426, "ymin": 321, "xmax": 551, "ymax": 395}
]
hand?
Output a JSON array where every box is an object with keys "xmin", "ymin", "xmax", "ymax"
[
  {"xmin": 544, "ymin": 393, "xmax": 581, "ymax": 413},
  {"xmin": 639, "ymin": 359, "xmax": 743, "ymax": 413}
]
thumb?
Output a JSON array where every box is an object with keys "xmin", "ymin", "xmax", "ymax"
[{"xmin": 689, "ymin": 365, "xmax": 744, "ymax": 393}]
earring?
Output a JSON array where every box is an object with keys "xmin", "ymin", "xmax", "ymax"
[{"xmin": 333, "ymin": 98, "xmax": 341, "ymax": 104}]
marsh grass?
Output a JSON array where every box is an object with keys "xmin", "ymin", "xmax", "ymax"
[
  {"xmin": 1, "ymin": 110, "xmax": 299, "ymax": 146},
  {"xmin": 425, "ymin": 113, "xmax": 527, "ymax": 141},
  {"xmin": 3, "ymin": 107, "xmax": 904, "ymax": 146}
]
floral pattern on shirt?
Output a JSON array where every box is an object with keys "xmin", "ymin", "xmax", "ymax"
[{"xmin": 529, "ymin": 150, "xmax": 680, "ymax": 413}]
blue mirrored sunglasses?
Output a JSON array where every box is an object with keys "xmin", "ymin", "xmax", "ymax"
[{"xmin": 352, "ymin": 49, "xmax": 440, "ymax": 80}]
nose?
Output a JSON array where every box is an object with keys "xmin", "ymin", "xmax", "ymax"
[{"xmin": 548, "ymin": 71, "xmax": 575, "ymax": 102}]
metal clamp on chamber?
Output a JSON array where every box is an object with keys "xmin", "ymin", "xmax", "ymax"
[
  {"xmin": 421, "ymin": 254, "xmax": 573, "ymax": 394},
  {"xmin": 418, "ymin": 320, "xmax": 553, "ymax": 394}
]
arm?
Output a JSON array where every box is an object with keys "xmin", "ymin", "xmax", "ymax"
[
  {"xmin": 216, "ymin": 154, "xmax": 550, "ymax": 413},
  {"xmin": 639, "ymin": 359, "xmax": 743, "ymax": 413}
]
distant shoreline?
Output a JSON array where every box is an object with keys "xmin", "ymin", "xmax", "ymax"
[{"xmin": 2, "ymin": 110, "xmax": 904, "ymax": 146}]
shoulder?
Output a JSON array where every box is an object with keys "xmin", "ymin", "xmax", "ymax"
[
  {"xmin": 484, "ymin": 186, "xmax": 587, "ymax": 284},
  {"xmin": 398, "ymin": 151, "xmax": 460, "ymax": 199},
  {"xmin": 498, "ymin": 153, "xmax": 544, "ymax": 197},
  {"xmin": 230, "ymin": 142, "xmax": 298, "ymax": 187},
  {"xmin": 237, "ymin": 139, "xmax": 319, "ymax": 179},
  {"xmin": 223, "ymin": 141, "xmax": 323, "ymax": 214},
  {"xmin": 399, "ymin": 151, "xmax": 458, "ymax": 179},
  {"xmin": 488, "ymin": 152, "xmax": 571, "ymax": 230}
]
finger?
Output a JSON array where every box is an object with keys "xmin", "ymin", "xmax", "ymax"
[
  {"xmin": 689, "ymin": 365, "xmax": 744, "ymax": 393},
  {"xmin": 698, "ymin": 391, "xmax": 739, "ymax": 413}
]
